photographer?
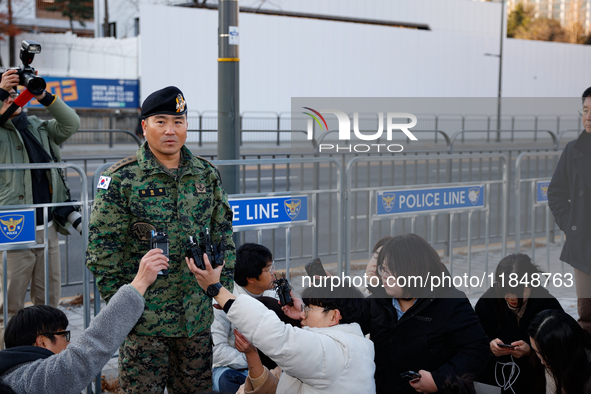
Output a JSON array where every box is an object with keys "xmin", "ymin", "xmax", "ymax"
[
  {"xmin": 212, "ymin": 243, "xmax": 278, "ymax": 392},
  {"xmin": 0, "ymin": 67, "xmax": 80, "ymax": 345}
]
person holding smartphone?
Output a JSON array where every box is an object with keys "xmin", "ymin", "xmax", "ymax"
[
  {"xmin": 366, "ymin": 234, "xmax": 489, "ymax": 393},
  {"xmin": 475, "ymin": 254, "xmax": 563, "ymax": 394}
]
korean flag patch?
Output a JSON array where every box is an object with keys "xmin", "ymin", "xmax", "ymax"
[{"xmin": 97, "ymin": 175, "xmax": 112, "ymax": 190}]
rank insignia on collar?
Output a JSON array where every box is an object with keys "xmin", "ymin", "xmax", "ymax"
[{"xmin": 140, "ymin": 188, "xmax": 166, "ymax": 197}]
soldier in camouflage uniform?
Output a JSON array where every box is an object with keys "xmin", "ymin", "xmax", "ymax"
[{"xmin": 86, "ymin": 86, "xmax": 235, "ymax": 393}]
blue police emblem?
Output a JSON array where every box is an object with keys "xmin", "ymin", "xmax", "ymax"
[
  {"xmin": 540, "ymin": 185, "xmax": 548, "ymax": 200},
  {"xmin": 468, "ymin": 188, "xmax": 481, "ymax": 205},
  {"xmin": 284, "ymin": 199, "xmax": 302, "ymax": 219},
  {"xmin": 0, "ymin": 215, "xmax": 25, "ymax": 240},
  {"xmin": 381, "ymin": 192, "xmax": 396, "ymax": 213}
]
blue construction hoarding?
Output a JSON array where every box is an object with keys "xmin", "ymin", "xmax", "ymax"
[{"xmin": 25, "ymin": 77, "xmax": 139, "ymax": 109}]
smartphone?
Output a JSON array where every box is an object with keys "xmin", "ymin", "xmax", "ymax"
[
  {"xmin": 400, "ymin": 371, "xmax": 421, "ymax": 382},
  {"xmin": 150, "ymin": 230, "xmax": 169, "ymax": 276},
  {"xmin": 498, "ymin": 343, "xmax": 515, "ymax": 349},
  {"xmin": 305, "ymin": 258, "xmax": 327, "ymax": 277}
]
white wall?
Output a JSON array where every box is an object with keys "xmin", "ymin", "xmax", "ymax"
[
  {"xmin": 139, "ymin": 2, "xmax": 591, "ymax": 113},
  {"xmin": 140, "ymin": 4, "xmax": 504, "ymax": 112},
  {"xmin": 0, "ymin": 32, "xmax": 139, "ymax": 79}
]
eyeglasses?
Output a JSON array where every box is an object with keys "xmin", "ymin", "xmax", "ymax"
[
  {"xmin": 3, "ymin": 93, "xmax": 18, "ymax": 103},
  {"xmin": 376, "ymin": 264, "xmax": 392, "ymax": 277},
  {"xmin": 300, "ymin": 304, "xmax": 327, "ymax": 318},
  {"xmin": 579, "ymin": 109, "xmax": 590, "ymax": 118},
  {"xmin": 262, "ymin": 261, "xmax": 275, "ymax": 273},
  {"xmin": 43, "ymin": 330, "xmax": 70, "ymax": 342}
]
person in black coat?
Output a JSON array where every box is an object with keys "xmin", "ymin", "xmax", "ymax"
[
  {"xmin": 548, "ymin": 86, "xmax": 591, "ymax": 333},
  {"xmin": 475, "ymin": 254, "xmax": 564, "ymax": 394},
  {"xmin": 363, "ymin": 234, "xmax": 490, "ymax": 394}
]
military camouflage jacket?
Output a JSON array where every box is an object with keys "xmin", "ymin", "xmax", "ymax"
[{"xmin": 86, "ymin": 143, "xmax": 235, "ymax": 337}]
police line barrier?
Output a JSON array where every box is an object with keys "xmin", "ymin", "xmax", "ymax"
[
  {"xmin": 514, "ymin": 151, "xmax": 564, "ymax": 271},
  {"xmin": 344, "ymin": 154, "xmax": 509, "ymax": 288},
  {"xmin": 0, "ymin": 162, "xmax": 91, "ymax": 352}
]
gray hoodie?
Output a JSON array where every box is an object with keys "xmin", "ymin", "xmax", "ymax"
[{"xmin": 0, "ymin": 284, "xmax": 144, "ymax": 394}]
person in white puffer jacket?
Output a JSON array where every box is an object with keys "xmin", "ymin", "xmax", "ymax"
[
  {"xmin": 187, "ymin": 254, "xmax": 377, "ymax": 394},
  {"xmin": 212, "ymin": 243, "xmax": 279, "ymax": 392}
]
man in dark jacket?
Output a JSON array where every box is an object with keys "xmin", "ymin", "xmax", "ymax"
[{"xmin": 548, "ymin": 86, "xmax": 591, "ymax": 333}]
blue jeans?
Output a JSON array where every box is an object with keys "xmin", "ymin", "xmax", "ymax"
[{"xmin": 212, "ymin": 366, "xmax": 248, "ymax": 392}]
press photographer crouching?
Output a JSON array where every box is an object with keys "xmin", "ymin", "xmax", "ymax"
[
  {"xmin": 187, "ymin": 255, "xmax": 377, "ymax": 393},
  {"xmin": 0, "ymin": 41, "xmax": 81, "ymax": 347}
]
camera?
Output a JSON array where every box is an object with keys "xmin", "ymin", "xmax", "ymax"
[
  {"xmin": 305, "ymin": 257, "xmax": 327, "ymax": 277},
  {"xmin": 7, "ymin": 40, "xmax": 46, "ymax": 96},
  {"xmin": 185, "ymin": 228, "xmax": 226, "ymax": 270},
  {"xmin": 150, "ymin": 230, "xmax": 169, "ymax": 276},
  {"xmin": 52, "ymin": 199, "xmax": 83, "ymax": 235},
  {"xmin": 271, "ymin": 276, "xmax": 293, "ymax": 307}
]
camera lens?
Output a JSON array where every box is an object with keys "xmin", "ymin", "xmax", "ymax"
[
  {"xmin": 67, "ymin": 211, "xmax": 83, "ymax": 235},
  {"xmin": 22, "ymin": 73, "xmax": 46, "ymax": 95}
]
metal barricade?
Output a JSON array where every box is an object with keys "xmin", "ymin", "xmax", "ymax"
[
  {"xmin": 514, "ymin": 151, "xmax": 563, "ymax": 271},
  {"xmin": 0, "ymin": 162, "xmax": 91, "ymax": 346},
  {"xmin": 449, "ymin": 130, "xmax": 558, "ymax": 154},
  {"xmin": 343, "ymin": 154, "xmax": 509, "ymax": 287},
  {"xmin": 212, "ymin": 157, "xmax": 344, "ymax": 278},
  {"xmin": 67, "ymin": 129, "xmax": 142, "ymax": 147}
]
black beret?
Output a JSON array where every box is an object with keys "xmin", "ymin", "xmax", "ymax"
[{"xmin": 141, "ymin": 86, "xmax": 187, "ymax": 118}]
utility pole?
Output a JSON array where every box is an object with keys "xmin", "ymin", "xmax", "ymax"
[
  {"xmin": 218, "ymin": 0, "xmax": 240, "ymax": 195},
  {"xmin": 103, "ymin": 0, "xmax": 110, "ymax": 37},
  {"xmin": 496, "ymin": 0, "xmax": 505, "ymax": 142},
  {"xmin": 8, "ymin": 0, "xmax": 15, "ymax": 66}
]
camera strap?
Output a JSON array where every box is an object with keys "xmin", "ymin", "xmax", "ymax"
[
  {"xmin": 3, "ymin": 88, "xmax": 73, "ymax": 203},
  {"xmin": 0, "ymin": 88, "xmax": 34, "ymax": 126}
]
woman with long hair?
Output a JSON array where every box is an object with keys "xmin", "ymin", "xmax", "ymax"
[
  {"xmin": 529, "ymin": 309, "xmax": 591, "ymax": 394},
  {"xmin": 475, "ymin": 253, "xmax": 564, "ymax": 394}
]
